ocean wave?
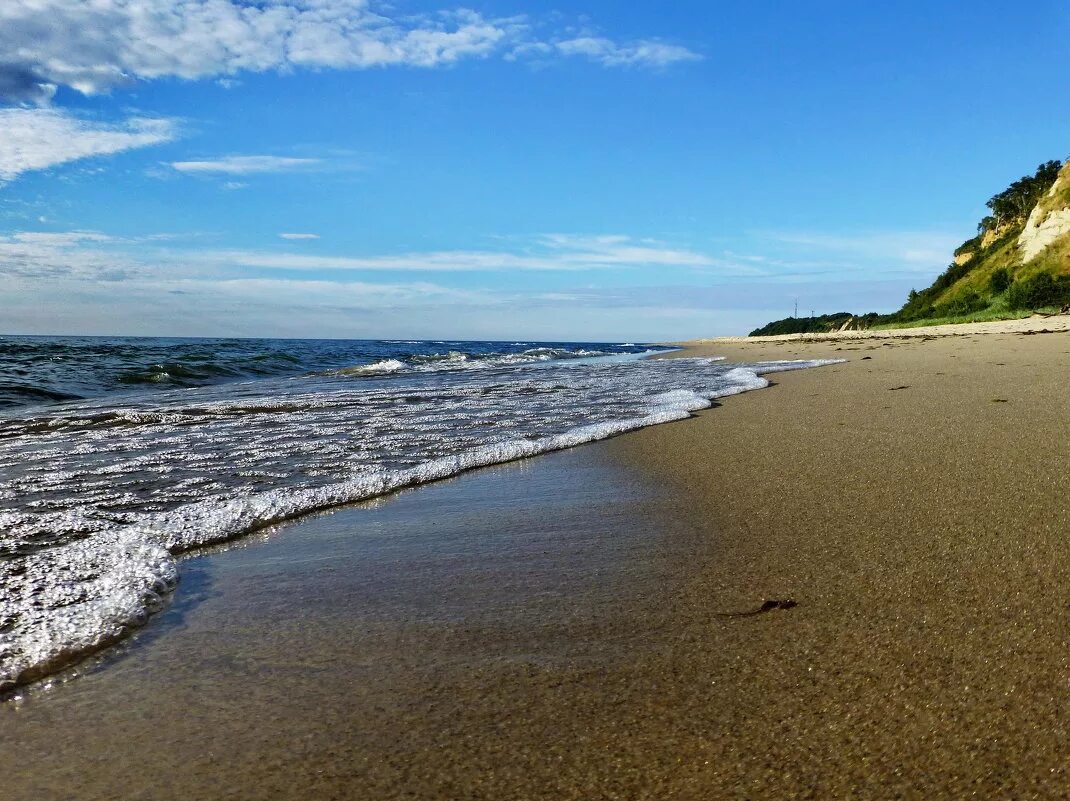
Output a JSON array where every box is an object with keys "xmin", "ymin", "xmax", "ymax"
[
  {"xmin": 330, "ymin": 358, "xmax": 408, "ymax": 376},
  {"xmin": 0, "ymin": 383, "xmax": 84, "ymax": 409},
  {"xmin": 325, "ymin": 346, "xmax": 633, "ymax": 378},
  {"xmin": 0, "ymin": 356, "xmax": 840, "ymax": 694},
  {"xmin": 1, "ymin": 336, "xmax": 656, "ymax": 410}
]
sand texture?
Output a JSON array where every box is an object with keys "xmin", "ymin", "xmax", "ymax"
[{"xmin": 606, "ymin": 323, "xmax": 1070, "ymax": 797}]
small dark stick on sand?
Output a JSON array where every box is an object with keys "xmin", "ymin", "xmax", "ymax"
[{"xmin": 715, "ymin": 598, "xmax": 798, "ymax": 618}]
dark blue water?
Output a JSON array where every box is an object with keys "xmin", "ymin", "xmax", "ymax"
[{"xmin": 0, "ymin": 336, "xmax": 659, "ymax": 410}]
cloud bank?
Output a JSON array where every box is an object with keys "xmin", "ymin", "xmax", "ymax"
[
  {"xmin": 0, "ymin": 1, "xmax": 701, "ymax": 103},
  {"xmin": 0, "ymin": 226, "xmax": 948, "ymax": 339}
]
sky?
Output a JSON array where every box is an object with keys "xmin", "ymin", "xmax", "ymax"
[{"xmin": 1, "ymin": 0, "xmax": 1068, "ymax": 341}]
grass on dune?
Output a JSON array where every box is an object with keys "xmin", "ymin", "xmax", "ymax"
[{"xmin": 870, "ymin": 308, "xmax": 1037, "ymax": 330}]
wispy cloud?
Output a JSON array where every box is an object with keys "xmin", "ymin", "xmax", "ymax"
[
  {"xmin": 0, "ymin": 229, "xmax": 723, "ymax": 284},
  {"xmin": 0, "ymin": 109, "xmax": 176, "ymax": 182},
  {"xmin": 170, "ymin": 156, "xmax": 322, "ymax": 175},
  {"xmin": 551, "ymin": 38, "xmax": 702, "ymax": 68},
  {"xmin": 0, "ymin": 238, "xmax": 733, "ymax": 340},
  {"xmin": 0, "ymin": 225, "xmax": 957, "ymax": 288},
  {"xmin": 0, "ymin": 2, "xmax": 699, "ymax": 103},
  {"xmin": 539, "ymin": 234, "xmax": 717, "ymax": 267},
  {"xmin": 0, "ymin": 229, "xmax": 139, "ymax": 280},
  {"xmin": 205, "ymin": 234, "xmax": 718, "ymax": 272},
  {"xmin": 8, "ymin": 230, "xmax": 113, "ymax": 245},
  {"xmin": 757, "ymin": 230, "xmax": 962, "ymax": 273},
  {"xmin": 0, "ymin": 228, "xmax": 501, "ymax": 336},
  {"xmin": 0, "ymin": 226, "xmax": 931, "ymax": 339}
]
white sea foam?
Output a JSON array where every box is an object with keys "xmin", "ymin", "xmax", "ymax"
[
  {"xmin": 324, "ymin": 346, "xmax": 625, "ymax": 378},
  {"xmin": 333, "ymin": 358, "xmax": 407, "ymax": 376},
  {"xmin": 0, "ymin": 356, "xmax": 840, "ymax": 691}
]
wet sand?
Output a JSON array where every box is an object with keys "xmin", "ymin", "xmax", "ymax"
[
  {"xmin": 4, "ymin": 322, "xmax": 1070, "ymax": 798},
  {"xmin": 1, "ymin": 449, "xmax": 698, "ymax": 800}
]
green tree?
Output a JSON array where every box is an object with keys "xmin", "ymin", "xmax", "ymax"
[
  {"xmin": 982, "ymin": 160, "xmax": 1063, "ymax": 231},
  {"xmin": 989, "ymin": 267, "xmax": 1011, "ymax": 294}
]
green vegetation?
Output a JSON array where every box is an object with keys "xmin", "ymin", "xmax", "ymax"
[
  {"xmin": 749, "ymin": 313, "xmax": 855, "ymax": 337},
  {"xmin": 977, "ymin": 160, "xmax": 1063, "ymax": 233},
  {"xmin": 748, "ymin": 156, "xmax": 1070, "ymax": 336},
  {"xmin": 870, "ymin": 308, "xmax": 1034, "ymax": 330},
  {"xmin": 892, "ymin": 161, "xmax": 1065, "ymax": 322},
  {"xmin": 1005, "ymin": 273, "xmax": 1070, "ymax": 309},
  {"xmin": 989, "ymin": 267, "xmax": 1011, "ymax": 294}
]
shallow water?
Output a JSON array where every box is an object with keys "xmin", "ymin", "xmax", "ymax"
[
  {"xmin": 0, "ymin": 448, "xmax": 682, "ymax": 800},
  {"xmin": 0, "ymin": 335, "xmax": 838, "ymax": 691}
]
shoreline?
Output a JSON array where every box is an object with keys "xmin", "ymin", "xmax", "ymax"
[
  {"xmin": 611, "ymin": 321, "xmax": 1070, "ymax": 794},
  {"xmin": 0, "ymin": 344, "xmax": 811, "ymax": 697},
  {"xmin": 4, "ymin": 320, "xmax": 1070, "ymax": 796},
  {"xmin": 686, "ymin": 311, "xmax": 1070, "ymax": 344}
]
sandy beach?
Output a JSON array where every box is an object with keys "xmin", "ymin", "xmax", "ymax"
[
  {"xmin": 4, "ymin": 318, "xmax": 1070, "ymax": 799},
  {"xmin": 5, "ymin": 3, "xmax": 1067, "ymax": 798}
]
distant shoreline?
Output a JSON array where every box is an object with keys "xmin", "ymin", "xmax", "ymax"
[{"xmin": 689, "ymin": 311, "xmax": 1070, "ymax": 344}]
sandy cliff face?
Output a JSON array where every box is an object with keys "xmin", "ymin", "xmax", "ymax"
[
  {"xmin": 980, "ymin": 222, "xmax": 1013, "ymax": 249},
  {"xmin": 1019, "ymin": 160, "xmax": 1070, "ymax": 262}
]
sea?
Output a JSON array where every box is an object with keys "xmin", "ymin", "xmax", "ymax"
[{"xmin": 0, "ymin": 335, "xmax": 837, "ymax": 692}]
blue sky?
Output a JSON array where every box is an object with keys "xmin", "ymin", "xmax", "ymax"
[{"xmin": 1, "ymin": 0, "xmax": 1068, "ymax": 340}]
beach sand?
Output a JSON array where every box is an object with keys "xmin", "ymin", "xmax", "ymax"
[{"xmin": 4, "ymin": 319, "xmax": 1070, "ymax": 799}]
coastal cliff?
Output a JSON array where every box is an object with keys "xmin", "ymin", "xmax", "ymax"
[
  {"xmin": 1019, "ymin": 162, "xmax": 1070, "ymax": 262},
  {"xmin": 895, "ymin": 158, "xmax": 1069, "ymax": 320},
  {"xmin": 751, "ymin": 157, "xmax": 1070, "ymax": 336}
]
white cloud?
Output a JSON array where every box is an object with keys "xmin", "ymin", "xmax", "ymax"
[
  {"xmin": 0, "ymin": 228, "xmax": 503, "ymax": 336},
  {"xmin": 211, "ymin": 249, "xmax": 564, "ymax": 272},
  {"xmin": 203, "ymin": 234, "xmax": 718, "ymax": 272},
  {"xmin": 759, "ymin": 230, "xmax": 962, "ymax": 273},
  {"xmin": 0, "ymin": 109, "xmax": 176, "ymax": 182},
  {"xmin": 0, "ymin": 227, "xmax": 937, "ymax": 339},
  {"xmin": 0, "ymin": 225, "xmax": 955, "ymax": 291},
  {"xmin": 552, "ymin": 37, "xmax": 702, "ymax": 68},
  {"xmin": 539, "ymin": 234, "xmax": 716, "ymax": 267},
  {"xmin": 0, "ymin": 229, "xmax": 721, "ymax": 285},
  {"xmin": 203, "ymin": 276, "xmax": 481, "ymax": 306},
  {"xmin": 0, "ymin": 2, "xmax": 699, "ymax": 102},
  {"xmin": 0, "ymin": 1, "xmax": 516, "ymax": 100},
  {"xmin": 10, "ymin": 230, "xmax": 113, "ymax": 245},
  {"xmin": 170, "ymin": 156, "xmax": 323, "ymax": 174},
  {"xmin": 0, "ymin": 229, "xmax": 140, "ymax": 280}
]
